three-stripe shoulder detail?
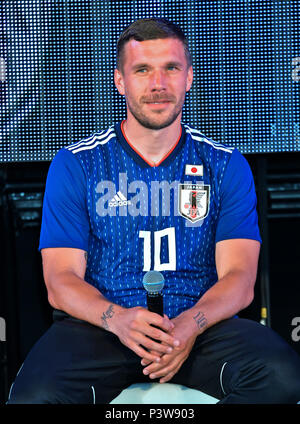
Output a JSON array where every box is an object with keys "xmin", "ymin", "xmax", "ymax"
[
  {"xmin": 184, "ymin": 125, "xmax": 234, "ymax": 154},
  {"xmin": 65, "ymin": 127, "xmax": 115, "ymax": 154}
]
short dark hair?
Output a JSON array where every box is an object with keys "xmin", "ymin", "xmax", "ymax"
[{"xmin": 116, "ymin": 17, "xmax": 192, "ymax": 71}]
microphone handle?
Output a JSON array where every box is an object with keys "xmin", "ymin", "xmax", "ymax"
[
  {"xmin": 146, "ymin": 293, "xmax": 164, "ymax": 352},
  {"xmin": 147, "ymin": 292, "xmax": 164, "ymax": 317}
]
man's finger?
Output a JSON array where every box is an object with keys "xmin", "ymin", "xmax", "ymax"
[
  {"xmin": 147, "ymin": 325, "xmax": 180, "ymax": 348},
  {"xmin": 129, "ymin": 342, "xmax": 162, "ymax": 363},
  {"xmin": 159, "ymin": 371, "xmax": 177, "ymax": 384},
  {"xmin": 144, "ymin": 312, "xmax": 175, "ymax": 334}
]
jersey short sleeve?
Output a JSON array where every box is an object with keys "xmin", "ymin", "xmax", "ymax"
[
  {"xmin": 39, "ymin": 148, "xmax": 90, "ymax": 251},
  {"xmin": 215, "ymin": 149, "xmax": 261, "ymax": 244}
]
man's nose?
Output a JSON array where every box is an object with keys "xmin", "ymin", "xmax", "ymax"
[{"xmin": 150, "ymin": 70, "xmax": 166, "ymax": 91}]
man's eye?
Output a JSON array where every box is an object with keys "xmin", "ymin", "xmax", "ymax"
[
  {"xmin": 136, "ymin": 68, "xmax": 147, "ymax": 73},
  {"xmin": 168, "ymin": 66, "xmax": 178, "ymax": 71}
]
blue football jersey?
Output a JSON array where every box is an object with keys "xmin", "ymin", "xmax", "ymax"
[{"xmin": 39, "ymin": 121, "xmax": 261, "ymax": 318}]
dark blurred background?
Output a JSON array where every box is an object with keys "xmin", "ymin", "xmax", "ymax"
[{"xmin": 1, "ymin": 0, "xmax": 300, "ymax": 403}]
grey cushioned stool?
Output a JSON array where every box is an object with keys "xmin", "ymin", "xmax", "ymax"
[{"xmin": 110, "ymin": 382, "xmax": 219, "ymax": 404}]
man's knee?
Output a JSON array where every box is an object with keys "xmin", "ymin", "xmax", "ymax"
[
  {"xmin": 241, "ymin": 322, "xmax": 300, "ymax": 403},
  {"xmin": 7, "ymin": 387, "xmax": 46, "ymax": 404},
  {"xmin": 239, "ymin": 347, "xmax": 300, "ymax": 403},
  {"xmin": 265, "ymin": 348, "xmax": 300, "ymax": 403},
  {"xmin": 220, "ymin": 335, "xmax": 300, "ymax": 404},
  {"xmin": 7, "ymin": 376, "xmax": 57, "ymax": 404}
]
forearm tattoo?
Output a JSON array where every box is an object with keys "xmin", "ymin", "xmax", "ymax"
[
  {"xmin": 84, "ymin": 252, "xmax": 88, "ymax": 262},
  {"xmin": 193, "ymin": 311, "xmax": 208, "ymax": 331},
  {"xmin": 101, "ymin": 304, "xmax": 115, "ymax": 330}
]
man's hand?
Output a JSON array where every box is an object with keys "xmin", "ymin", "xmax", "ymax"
[
  {"xmin": 139, "ymin": 238, "xmax": 260, "ymax": 383},
  {"xmin": 140, "ymin": 311, "xmax": 199, "ymax": 383},
  {"xmin": 110, "ymin": 306, "xmax": 180, "ymax": 364}
]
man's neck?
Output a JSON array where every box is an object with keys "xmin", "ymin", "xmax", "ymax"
[{"xmin": 122, "ymin": 116, "xmax": 182, "ymax": 166}]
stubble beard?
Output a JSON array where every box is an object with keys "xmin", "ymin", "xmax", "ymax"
[{"xmin": 126, "ymin": 94, "xmax": 185, "ymax": 130}]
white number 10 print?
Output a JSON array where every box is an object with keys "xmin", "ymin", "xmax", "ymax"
[{"xmin": 139, "ymin": 227, "xmax": 176, "ymax": 271}]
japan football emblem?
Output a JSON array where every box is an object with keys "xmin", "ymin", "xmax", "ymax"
[{"xmin": 178, "ymin": 184, "xmax": 210, "ymax": 222}]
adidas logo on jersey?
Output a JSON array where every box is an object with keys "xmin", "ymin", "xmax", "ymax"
[{"xmin": 108, "ymin": 191, "xmax": 132, "ymax": 207}]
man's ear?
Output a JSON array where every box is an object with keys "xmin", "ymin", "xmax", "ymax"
[
  {"xmin": 114, "ymin": 68, "xmax": 125, "ymax": 95},
  {"xmin": 186, "ymin": 66, "xmax": 193, "ymax": 92}
]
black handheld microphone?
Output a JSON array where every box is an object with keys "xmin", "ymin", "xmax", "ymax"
[{"xmin": 142, "ymin": 270, "xmax": 164, "ymax": 317}]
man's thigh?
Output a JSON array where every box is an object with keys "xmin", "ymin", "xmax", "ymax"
[
  {"xmin": 172, "ymin": 317, "xmax": 300, "ymax": 403},
  {"xmin": 7, "ymin": 311, "xmax": 142, "ymax": 404}
]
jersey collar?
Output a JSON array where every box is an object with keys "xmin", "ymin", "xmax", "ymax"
[{"xmin": 115, "ymin": 120, "xmax": 186, "ymax": 168}]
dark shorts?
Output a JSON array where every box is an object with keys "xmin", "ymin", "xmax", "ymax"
[{"xmin": 7, "ymin": 310, "xmax": 300, "ymax": 404}]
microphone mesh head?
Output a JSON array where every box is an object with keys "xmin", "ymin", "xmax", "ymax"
[{"xmin": 142, "ymin": 270, "xmax": 164, "ymax": 293}]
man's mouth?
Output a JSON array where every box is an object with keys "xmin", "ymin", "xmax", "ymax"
[
  {"xmin": 142, "ymin": 95, "xmax": 175, "ymax": 104},
  {"xmin": 144, "ymin": 101, "xmax": 171, "ymax": 111},
  {"xmin": 144, "ymin": 100, "xmax": 171, "ymax": 104}
]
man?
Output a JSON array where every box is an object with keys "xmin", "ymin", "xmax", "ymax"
[{"xmin": 7, "ymin": 17, "xmax": 300, "ymax": 404}]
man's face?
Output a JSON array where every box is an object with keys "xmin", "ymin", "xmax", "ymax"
[{"xmin": 114, "ymin": 38, "xmax": 193, "ymax": 130}]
